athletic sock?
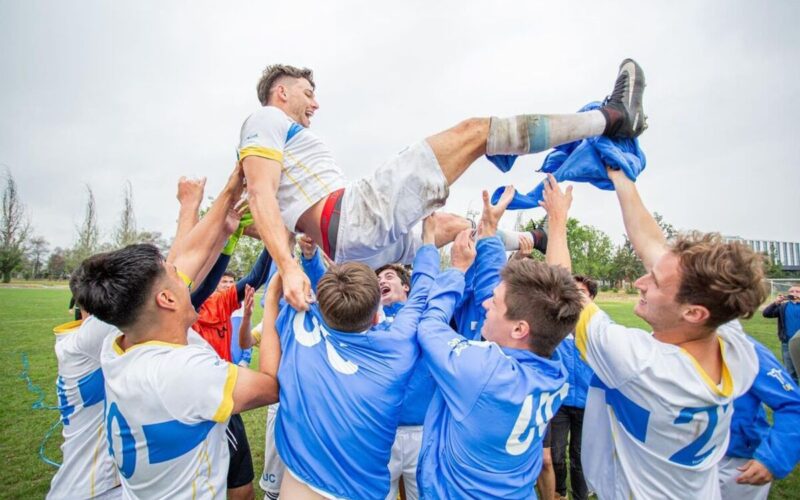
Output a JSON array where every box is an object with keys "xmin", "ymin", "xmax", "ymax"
[
  {"xmin": 496, "ymin": 229, "xmax": 548, "ymax": 254},
  {"xmin": 486, "ymin": 111, "xmax": 606, "ymax": 155}
]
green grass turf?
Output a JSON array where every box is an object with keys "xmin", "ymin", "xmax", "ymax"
[{"xmin": 0, "ymin": 288, "xmax": 796, "ymax": 498}]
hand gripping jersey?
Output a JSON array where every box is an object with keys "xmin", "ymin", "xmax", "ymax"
[
  {"xmin": 417, "ymin": 269, "xmax": 569, "ymax": 499},
  {"xmin": 575, "ymin": 303, "xmax": 758, "ymax": 499},
  {"xmin": 273, "ymin": 244, "xmax": 439, "ymax": 499},
  {"xmin": 100, "ymin": 330, "xmax": 238, "ymax": 499},
  {"xmin": 48, "ymin": 317, "xmax": 120, "ymax": 500},
  {"xmin": 238, "ymin": 106, "xmax": 346, "ymax": 232}
]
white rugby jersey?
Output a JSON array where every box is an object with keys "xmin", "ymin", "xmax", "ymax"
[
  {"xmin": 239, "ymin": 106, "xmax": 346, "ymax": 231},
  {"xmin": 576, "ymin": 303, "xmax": 758, "ymax": 499},
  {"xmin": 48, "ymin": 317, "xmax": 120, "ymax": 500},
  {"xmin": 100, "ymin": 330, "xmax": 238, "ymax": 499}
]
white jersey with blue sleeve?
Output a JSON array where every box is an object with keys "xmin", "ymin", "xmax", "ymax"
[
  {"xmin": 274, "ymin": 244, "xmax": 439, "ymax": 499},
  {"xmin": 238, "ymin": 106, "xmax": 345, "ymax": 232},
  {"xmin": 417, "ymin": 269, "xmax": 569, "ymax": 499},
  {"xmin": 575, "ymin": 303, "xmax": 758, "ymax": 500},
  {"xmin": 48, "ymin": 317, "xmax": 120, "ymax": 500},
  {"xmin": 100, "ymin": 330, "xmax": 238, "ymax": 499}
]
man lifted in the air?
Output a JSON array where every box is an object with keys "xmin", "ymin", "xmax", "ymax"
[{"xmin": 239, "ymin": 60, "xmax": 646, "ymax": 310}]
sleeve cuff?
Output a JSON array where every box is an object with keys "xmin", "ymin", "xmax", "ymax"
[{"xmin": 239, "ymin": 146, "xmax": 283, "ymax": 163}]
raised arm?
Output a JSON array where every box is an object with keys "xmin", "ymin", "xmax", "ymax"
[
  {"xmin": 390, "ymin": 216, "xmax": 440, "ymax": 336},
  {"xmin": 169, "ymin": 176, "xmax": 206, "ymax": 256},
  {"xmin": 607, "ymin": 167, "xmax": 667, "ymax": 271},
  {"xmin": 238, "ymin": 285, "xmax": 256, "ymax": 351},
  {"xmin": 298, "ymin": 235, "xmax": 327, "ymax": 292},
  {"xmin": 235, "ymin": 248, "xmax": 273, "ymax": 301},
  {"xmin": 169, "ymin": 165, "xmax": 245, "ymax": 285},
  {"xmin": 190, "ymin": 207, "xmax": 246, "ymax": 307},
  {"xmin": 243, "ymin": 157, "xmax": 311, "ymax": 311},
  {"xmin": 259, "ymin": 274, "xmax": 283, "ymax": 380},
  {"xmin": 538, "ymin": 174, "xmax": 573, "ymax": 272}
]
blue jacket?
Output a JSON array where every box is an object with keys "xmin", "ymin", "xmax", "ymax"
[
  {"xmin": 763, "ymin": 300, "xmax": 800, "ymax": 343},
  {"xmin": 489, "ymin": 101, "xmax": 646, "ymax": 210},
  {"xmin": 555, "ymin": 335, "xmax": 593, "ymax": 409},
  {"xmin": 726, "ymin": 337, "xmax": 800, "ymax": 479},
  {"xmin": 383, "ymin": 264, "xmax": 443, "ymax": 427}
]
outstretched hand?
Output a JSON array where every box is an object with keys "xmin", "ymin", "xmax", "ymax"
[
  {"xmin": 451, "ymin": 229, "xmax": 477, "ymax": 273},
  {"xmin": 538, "ymin": 174, "xmax": 572, "ymax": 223},
  {"xmin": 511, "ymin": 234, "xmax": 534, "ymax": 261},
  {"xmin": 177, "ymin": 176, "xmax": 206, "ymax": 207},
  {"xmin": 422, "ymin": 213, "xmax": 438, "ymax": 245},
  {"xmin": 476, "ymin": 186, "xmax": 514, "ymax": 239},
  {"xmin": 241, "ymin": 285, "xmax": 255, "ymax": 319},
  {"xmin": 226, "ymin": 162, "xmax": 246, "ymax": 201}
]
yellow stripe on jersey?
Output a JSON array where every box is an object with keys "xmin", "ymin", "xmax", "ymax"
[
  {"xmin": 53, "ymin": 319, "xmax": 83, "ymax": 335},
  {"xmin": 280, "ymin": 165, "xmax": 315, "ymax": 205},
  {"xmin": 285, "ymin": 150, "xmax": 335, "ymax": 193},
  {"xmin": 212, "ymin": 363, "xmax": 239, "ymax": 423},
  {"xmin": 680, "ymin": 336, "xmax": 733, "ymax": 397},
  {"xmin": 177, "ymin": 269, "xmax": 193, "ymax": 290},
  {"xmin": 90, "ymin": 424, "xmax": 103, "ymax": 497},
  {"xmin": 239, "ymin": 146, "xmax": 284, "ymax": 163},
  {"xmin": 112, "ymin": 336, "xmax": 186, "ymax": 355},
  {"xmin": 574, "ymin": 302, "xmax": 601, "ymax": 361}
]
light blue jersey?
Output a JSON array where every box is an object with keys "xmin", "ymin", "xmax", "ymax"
[
  {"xmin": 417, "ymin": 269, "xmax": 569, "ymax": 499},
  {"xmin": 453, "ymin": 236, "xmax": 506, "ymax": 340},
  {"xmin": 726, "ymin": 337, "xmax": 800, "ymax": 478},
  {"xmin": 274, "ymin": 244, "xmax": 439, "ymax": 499}
]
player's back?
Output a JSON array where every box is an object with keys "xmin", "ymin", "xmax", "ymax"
[
  {"xmin": 577, "ymin": 303, "xmax": 758, "ymax": 499},
  {"xmin": 48, "ymin": 316, "xmax": 120, "ymax": 499},
  {"xmin": 418, "ymin": 338, "xmax": 568, "ymax": 499},
  {"xmin": 100, "ymin": 331, "xmax": 236, "ymax": 499},
  {"xmin": 274, "ymin": 305, "xmax": 419, "ymax": 499}
]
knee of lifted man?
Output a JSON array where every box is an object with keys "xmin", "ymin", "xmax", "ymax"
[{"xmin": 452, "ymin": 117, "xmax": 490, "ymax": 138}]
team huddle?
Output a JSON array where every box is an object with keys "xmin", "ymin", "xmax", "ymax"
[{"xmin": 47, "ymin": 61, "xmax": 800, "ymax": 500}]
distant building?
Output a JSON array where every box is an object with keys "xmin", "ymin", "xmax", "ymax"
[{"xmin": 723, "ymin": 236, "xmax": 800, "ymax": 271}]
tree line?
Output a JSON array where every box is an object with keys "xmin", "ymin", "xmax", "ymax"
[
  {"xmin": 0, "ymin": 169, "xmax": 794, "ymax": 284},
  {"xmin": 0, "ymin": 171, "xmax": 169, "ymax": 282}
]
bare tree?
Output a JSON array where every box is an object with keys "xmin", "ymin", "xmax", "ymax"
[
  {"xmin": 27, "ymin": 236, "xmax": 49, "ymax": 279},
  {"xmin": 0, "ymin": 170, "xmax": 31, "ymax": 282},
  {"xmin": 114, "ymin": 181, "xmax": 138, "ymax": 248},
  {"xmin": 71, "ymin": 185, "xmax": 99, "ymax": 268}
]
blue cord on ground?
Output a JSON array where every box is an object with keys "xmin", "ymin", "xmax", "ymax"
[{"xmin": 18, "ymin": 353, "xmax": 62, "ymax": 468}]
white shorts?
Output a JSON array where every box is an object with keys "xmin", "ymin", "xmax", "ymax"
[
  {"xmin": 335, "ymin": 141, "xmax": 448, "ymax": 268},
  {"xmin": 259, "ymin": 404, "xmax": 285, "ymax": 497},
  {"xmin": 386, "ymin": 426, "xmax": 423, "ymax": 500},
  {"xmin": 718, "ymin": 456, "xmax": 771, "ymax": 500}
]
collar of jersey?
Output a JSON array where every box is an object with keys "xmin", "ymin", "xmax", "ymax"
[
  {"xmin": 679, "ymin": 336, "xmax": 733, "ymax": 397},
  {"xmin": 112, "ymin": 334, "xmax": 186, "ymax": 355},
  {"xmin": 502, "ymin": 343, "xmax": 563, "ymax": 368},
  {"xmin": 307, "ymin": 307, "xmax": 370, "ymax": 336},
  {"xmin": 53, "ymin": 319, "xmax": 83, "ymax": 335}
]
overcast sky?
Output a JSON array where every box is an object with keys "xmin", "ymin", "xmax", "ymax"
[{"xmin": 2, "ymin": 0, "xmax": 799, "ymax": 252}]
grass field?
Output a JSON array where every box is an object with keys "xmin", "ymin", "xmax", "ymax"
[{"xmin": 0, "ymin": 287, "xmax": 797, "ymax": 498}]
